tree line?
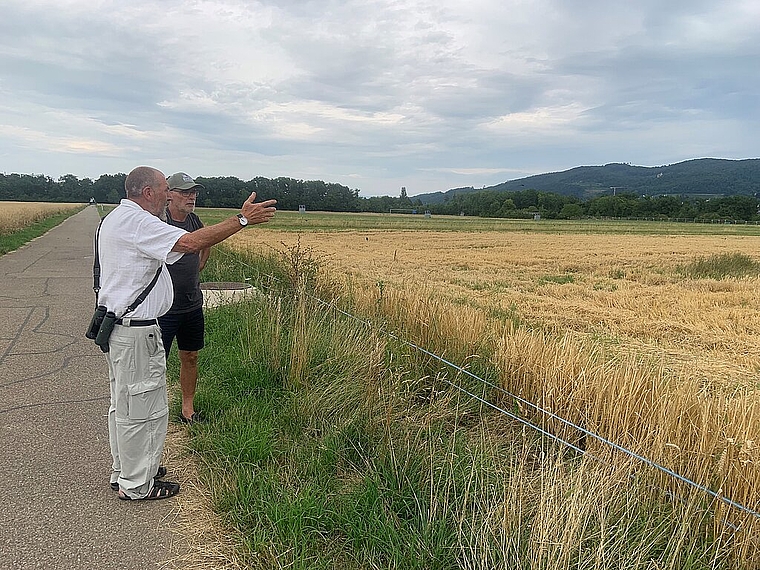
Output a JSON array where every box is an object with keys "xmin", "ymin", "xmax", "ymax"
[
  {"xmin": 2, "ymin": 172, "xmax": 759, "ymax": 221},
  {"xmin": 428, "ymin": 188, "xmax": 760, "ymax": 221},
  {"xmin": 0, "ymin": 173, "xmax": 364, "ymax": 212}
]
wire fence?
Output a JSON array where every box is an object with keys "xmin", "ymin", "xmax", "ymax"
[
  {"xmin": 213, "ymin": 246, "xmax": 760, "ymax": 522},
  {"xmin": 586, "ymin": 216, "xmax": 760, "ymax": 224}
]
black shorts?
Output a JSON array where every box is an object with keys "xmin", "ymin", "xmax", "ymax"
[{"xmin": 158, "ymin": 307, "xmax": 205, "ymax": 355}]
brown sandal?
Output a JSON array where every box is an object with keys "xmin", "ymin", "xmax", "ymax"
[{"xmin": 118, "ymin": 480, "xmax": 180, "ymax": 500}]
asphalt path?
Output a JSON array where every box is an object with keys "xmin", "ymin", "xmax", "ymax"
[{"xmin": 0, "ymin": 205, "xmax": 189, "ymax": 569}]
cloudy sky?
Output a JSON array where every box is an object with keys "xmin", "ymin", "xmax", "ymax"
[{"xmin": 1, "ymin": 1, "xmax": 758, "ymax": 197}]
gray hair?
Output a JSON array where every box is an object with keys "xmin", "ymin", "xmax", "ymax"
[{"xmin": 124, "ymin": 166, "xmax": 162, "ymax": 198}]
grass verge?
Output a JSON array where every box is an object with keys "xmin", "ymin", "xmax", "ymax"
[{"xmin": 0, "ymin": 206, "xmax": 86, "ymax": 256}]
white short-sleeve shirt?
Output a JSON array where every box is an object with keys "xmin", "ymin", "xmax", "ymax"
[{"xmin": 97, "ymin": 200, "xmax": 188, "ymax": 319}]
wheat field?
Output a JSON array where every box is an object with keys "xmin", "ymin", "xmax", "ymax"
[
  {"xmin": 231, "ymin": 224, "xmax": 760, "ymax": 545},
  {"xmin": 0, "ymin": 201, "xmax": 83, "ymax": 234},
  {"xmin": 236, "ymin": 229, "xmax": 760, "ymax": 381}
]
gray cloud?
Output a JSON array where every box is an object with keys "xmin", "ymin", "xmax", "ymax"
[{"xmin": 0, "ymin": 0, "xmax": 757, "ymax": 196}]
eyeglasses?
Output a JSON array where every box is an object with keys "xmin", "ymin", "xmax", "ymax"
[{"xmin": 170, "ymin": 188, "xmax": 199, "ymax": 196}]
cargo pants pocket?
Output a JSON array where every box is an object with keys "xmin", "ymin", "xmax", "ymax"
[{"xmin": 126, "ymin": 380, "xmax": 168, "ymax": 422}]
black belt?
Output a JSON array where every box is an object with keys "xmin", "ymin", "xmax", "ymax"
[{"xmin": 115, "ymin": 318, "xmax": 158, "ymax": 327}]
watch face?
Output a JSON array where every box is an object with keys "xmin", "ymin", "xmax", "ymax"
[{"xmin": 238, "ymin": 214, "xmax": 248, "ymax": 226}]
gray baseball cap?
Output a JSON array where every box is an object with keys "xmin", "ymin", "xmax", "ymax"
[{"xmin": 167, "ymin": 172, "xmax": 205, "ymax": 191}]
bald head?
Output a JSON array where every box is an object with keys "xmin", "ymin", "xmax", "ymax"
[
  {"xmin": 124, "ymin": 166, "xmax": 170, "ymax": 218},
  {"xmin": 125, "ymin": 166, "xmax": 164, "ymax": 199}
]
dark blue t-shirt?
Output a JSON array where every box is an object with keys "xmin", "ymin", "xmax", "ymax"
[{"xmin": 164, "ymin": 211, "xmax": 204, "ymax": 314}]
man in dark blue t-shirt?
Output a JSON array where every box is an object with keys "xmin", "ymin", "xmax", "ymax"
[{"xmin": 159, "ymin": 172, "xmax": 210, "ymax": 424}]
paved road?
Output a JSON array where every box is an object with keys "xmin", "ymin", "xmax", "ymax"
[{"xmin": 0, "ymin": 205, "xmax": 188, "ymax": 569}]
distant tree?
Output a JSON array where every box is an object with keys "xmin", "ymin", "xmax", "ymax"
[
  {"xmin": 496, "ymin": 198, "xmax": 517, "ymax": 218},
  {"xmin": 586, "ymin": 194, "xmax": 639, "ymax": 217},
  {"xmin": 715, "ymin": 195, "xmax": 757, "ymax": 220},
  {"xmin": 559, "ymin": 203, "xmax": 584, "ymax": 219},
  {"xmin": 92, "ymin": 173, "xmax": 126, "ymax": 204}
]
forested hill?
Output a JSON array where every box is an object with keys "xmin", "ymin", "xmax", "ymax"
[{"xmin": 414, "ymin": 158, "xmax": 760, "ymax": 204}]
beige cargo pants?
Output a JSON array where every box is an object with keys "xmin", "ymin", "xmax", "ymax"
[{"xmin": 106, "ymin": 323, "xmax": 168, "ymax": 499}]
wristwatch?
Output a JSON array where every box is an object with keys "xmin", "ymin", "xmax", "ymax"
[{"xmin": 237, "ymin": 213, "xmax": 248, "ymax": 227}]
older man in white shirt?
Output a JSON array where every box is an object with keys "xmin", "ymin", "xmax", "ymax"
[{"xmin": 97, "ymin": 166, "xmax": 276, "ymax": 500}]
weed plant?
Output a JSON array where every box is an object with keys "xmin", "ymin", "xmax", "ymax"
[
  {"xmin": 538, "ymin": 274, "xmax": 575, "ymax": 285},
  {"xmin": 680, "ymin": 252, "xmax": 760, "ymax": 279},
  {"xmin": 170, "ymin": 245, "xmax": 754, "ymax": 569}
]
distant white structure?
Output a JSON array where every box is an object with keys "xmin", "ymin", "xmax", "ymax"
[{"xmin": 298, "ymin": 204, "xmax": 306, "ymax": 214}]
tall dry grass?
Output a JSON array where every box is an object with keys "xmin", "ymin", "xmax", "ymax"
[{"xmin": 0, "ymin": 202, "xmax": 83, "ymax": 234}]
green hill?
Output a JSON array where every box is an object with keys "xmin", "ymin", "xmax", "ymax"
[{"xmin": 415, "ymin": 158, "xmax": 760, "ymax": 204}]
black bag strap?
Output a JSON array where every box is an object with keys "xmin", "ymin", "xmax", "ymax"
[
  {"xmin": 93, "ymin": 218, "xmax": 103, "ymax": 298},
  {"xmin": 123, "ymin": 267, "xmax": 163, "ymax": 315},
  {"xmin": 93, "ymin": 217, "xmax": 163, "ymax": 315}
]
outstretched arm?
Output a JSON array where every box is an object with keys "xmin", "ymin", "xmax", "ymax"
[{"xmin": 173, "ymin": 192, "xmax": 276, "ymax": 254}]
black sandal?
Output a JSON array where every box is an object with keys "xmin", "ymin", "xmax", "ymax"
[
  {"xmin": 110, "ymin": 465, "xmax": 167, "ymax": 492},
  {"xmin": 118, "ymin": 480, "xmax": 180, "ymax": 501},
  {"xmin": 179, "ymin": 411, "xmax": 204, "ymax": 424}
]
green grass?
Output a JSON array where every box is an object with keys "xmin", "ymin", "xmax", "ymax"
[
  {"xmin": 538, "ymin": 273, "xmax": 576, "ymax": 285},
  {"xmin": 0, "ymin": 206, "xmax": 86, "ymax": 255},
  {"xmin": 195, "ymin": 208, "xmax": 760, "ymax": 236},
  {"xmin": 166, "ymin": 246, "xmax": 743, "ymax": 569},
  {"xmin": 680, "ymin": 252, "xmax": 760, "ymax": 279}
]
